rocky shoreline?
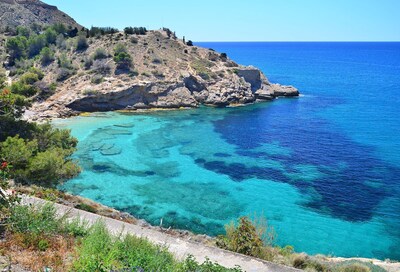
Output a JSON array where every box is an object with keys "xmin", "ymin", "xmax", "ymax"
[{"xmin": 26, "ymin": 66, "xmax": 299, "ymax": 122}]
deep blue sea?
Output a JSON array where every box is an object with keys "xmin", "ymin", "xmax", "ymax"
[{"xmin": 54, "ymin": 42, "xmax": 400, "ymax": 260}]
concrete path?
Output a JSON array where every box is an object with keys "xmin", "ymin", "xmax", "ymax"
[{"xmin": 22, "ymin": 196, "xmax": 299, "ymax": 272}]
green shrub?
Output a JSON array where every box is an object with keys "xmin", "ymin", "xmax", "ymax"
[
  {"xmin": 63, "ymin": 217, "xmax": 88, "ymax": 237},
  {"xmin": 92, "ymin": 48, "xmax": 108, "ymax": 60},
  {"xmin": 30, "ymin": 23, "xmax": 42, "ymax": 34},
  {"xmin": 124, "ymin": 26, "xmax": 134, "ymax": 35},
  {"xmin": 57, "ymin": 53, "xmax": 73, "ymax": 69},
  {"xmin": 8, "ymin": 203, "xmax": 60, "ymax": 235},
  {"xmin": 114, "ymin": 43, "xmax": 127, "ymax": 54},
  {"xmin": 83, "ymin": 57, "xmax": 93, "ymax": 70},
  {"xmin": 114, "ymin": 52, "xmax": 132, "ymax": 70},
  {"xmin": 56, "ymin": 54, "xmax": 75, "ymax": 80},
  {"xmin": 216, "ymin": 215, "xmax": 277, "ymax": 261},
  {"xmin": 10, "ymin": 72, "xmax": 40, "ymax": 97},
  {"xmin": 28, "ymin": 67, "xmax": 44, "ymax": 80},
  {"xmin": 9, "ymin": 81, "xmax": 36, "ymax": 97},
  {"xmin": 220, "ymin": 217, "xmax": 264, "ymax": 256},
  {"xmin": 16, "ymin": 26, "xmax": 31, "ymax": 38},
  {"xmin": 89, "ymin": 26, "xmax": 119, "ymax": 37},
  {"xmin": 76, "ymin": 34, "xmax": 89, "ymax": 51},
  {"xmin": 7, "ymin": 203, "xmax": 88, "ymax": 238},
  {"xmin": 279, "ymin": 245, "xmax": 294, "ymax": 256},
  {"xmin": 0, "ymin": 135, "xmax": 36, "ymax": 171},
  {"xmin": 72, "ymin": 222, "xmax": 176, "ymax": 271},
  {"xmin": 191, "ymin": 59, "xmax": 214, "ymax": 80},
  {"xmin": 83, "ymin": 89, "xmax": 98, "ymax": 96},
  {"xmin": 49, "ymin": 82, "xmax": 57, "ymax": 92},
  {"xmin": 27, "ymin": 34, "xmax": 46, "ymax": 58},
  {"xmin": 52, "ymin": 23, "xmax": 67, "ymax": 35},
  {"xmin": 6, "ymin": 205, "xmax": 237, "ymax": 271},
  {"xmin": 38, "ymin": 239, "xmax": 50, "ymax": 251},
  {"xmin": 124, "ymin": 26, "xmax": 147, "ymax": 35},
  {"xmin": 0, "ymin": 123, "xmax": 80, "ymax": 185},
  {"xmin": 40, "ymin": 47, "xmax": 55, "ymax": 65},
  {"xmin": 6, "ymin": 36, "xmax": 28, "ymax": 62},
  {"xmin": 56, "ymin": 34, "xmax": 66, "ymax": 49},
  {"xmin": 20, "ymin": 72, "xmax": 39, "ymax": 85},
  {"xmin": 91, "ymin": 74, "xmax": 103, "ymax": 84},
  {"xmin": 14, "ymin": 58, "xmax": 34, "ymax": 75},
  {"xmin": 71, "ymin": 222, "xmax": 235, "ymax": 272},
  {"xmin": 178, "ymin": 255, "xmax": 242, "ymax": 271},
  {"xmin": 27, "ymin": 148, "xmax": 80, "ymax": 185},
  {"xmin": 32, "ymin": 123, "xmax": 77, "ymax": 154},
  {"xmin": 0, "ymin": 91, "xmax": 28, "ymax": 119},
  {"xmin": 44, "ymin": 28, "xmax": 57, "ymax": 44}
]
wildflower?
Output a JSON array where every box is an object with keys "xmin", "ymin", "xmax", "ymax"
[{"xmin": 1, "ymin": 161, "xmax": 8, "ymax": 169}]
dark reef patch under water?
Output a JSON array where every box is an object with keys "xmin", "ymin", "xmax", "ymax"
[{"xmin": 211, "ymin": 102, "xmax": 399, "ymax": 222}]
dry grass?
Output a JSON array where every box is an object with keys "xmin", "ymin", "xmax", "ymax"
[{"xmin": 0, "ymin": 232, "xmax": 76, "ymax": 271}]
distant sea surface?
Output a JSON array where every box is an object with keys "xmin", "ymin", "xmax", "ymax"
[{"xmin": 55, "ymin": 42, "xmax": 400, "ymax": 260}]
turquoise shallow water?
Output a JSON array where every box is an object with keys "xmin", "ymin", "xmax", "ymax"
[{"xmin": 55, "ymin": 42, "xmax": 400, "ymax": 260}]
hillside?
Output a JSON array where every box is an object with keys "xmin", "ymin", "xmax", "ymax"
[
  {"xmin": 0, "ymin": 0, "xmax": 81, "ymax": 30},
  {"xmin": 0, "ymin": 1, "xmax": 298, "ymax": 121}
]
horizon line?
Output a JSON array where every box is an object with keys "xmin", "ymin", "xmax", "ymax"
[{"xmin": 195, "ymin": 41, "xmax": 400, "ymax": 43}]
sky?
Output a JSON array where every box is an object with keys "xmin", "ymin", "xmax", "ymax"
[{"xmin": 44, "ymin": 0, "xmax": 400, "ymax": 42}]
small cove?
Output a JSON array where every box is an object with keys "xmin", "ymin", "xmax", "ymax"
[{"xmin": 55, "ymin": 42, "xmax": 400, "ymax": 260}]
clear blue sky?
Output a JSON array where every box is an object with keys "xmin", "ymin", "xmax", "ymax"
[{"xmin": 44, "ymin": 0, "xmax": 400, "ymax": 41}]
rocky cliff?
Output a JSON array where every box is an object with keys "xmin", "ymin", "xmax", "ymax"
[{"xmin": 0, "ymin": 0, "xmax": 81, "ymax": 30}]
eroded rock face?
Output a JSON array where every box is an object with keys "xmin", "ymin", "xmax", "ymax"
[
  {"xmin": 67, "ymin": 82, "xmax": 193, "ymax": 112},
  {"xmin": 65, "ymin": 69, "xmax": 299, "ymax": 113},
  {"xmin": 205, "ymin": 72, "xmax": 254, "ymax": 106},
  {"xmin": 236, "ymin": 68, "xmax": 266, "ymax": 92}
]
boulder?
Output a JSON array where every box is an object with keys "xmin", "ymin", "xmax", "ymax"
[{"xmin": 269, "ymin": 84, "xmax": 299, "ymax": 97}]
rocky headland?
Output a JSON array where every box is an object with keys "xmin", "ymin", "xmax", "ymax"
[
  {"xmin": 0, "ymin": 1, "xmax": 299, "ymax": 121},
  {"xmin": 26, "ymin": 30, "xmax": 298, "ymax": 120}
]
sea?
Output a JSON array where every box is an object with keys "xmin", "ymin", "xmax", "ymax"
[{"xmin": 54, "ymin": 42, "xmax": 400, "ymax": 260}]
